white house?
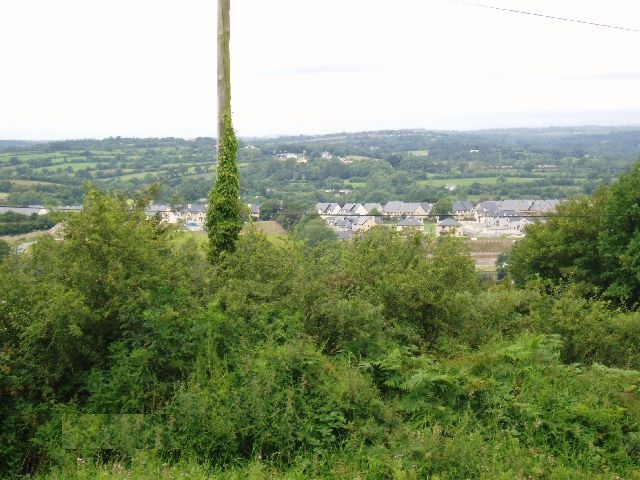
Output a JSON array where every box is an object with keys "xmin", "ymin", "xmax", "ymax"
[
  {"xmin": 315, "ymin": 202, "xmax": 342, "ymax": 217},
  {"xmin": 146, "ymin": 204, "xmax": 179, "ymax": 224},
  {"xmin": 247, "ymin": 203, "xmax": 260, "ymax": 219},
  {"xmin": 529, "ymin": 199, "xmax": 560, "ymax": 214},
  {"xmin": 349, "ymin": 215, "xmax": 379, "ymax": 232},
  {"xmin": 452, "ymin": 200, "xmax": 475, "ymax": 219},
  {"xmin": 341, "ymin": 203, "xmax": 368, "ymax": 216},
  {"xmin": 180, "ymin": 204, "xmax": 207, "ymax": 229},
  {"xmin": 507, "ymin": 216, "xmax": 534, "ymax": 233},
  {"xmin": 383, "ymin": 201, "xmax": 428, "ymax": 218}
]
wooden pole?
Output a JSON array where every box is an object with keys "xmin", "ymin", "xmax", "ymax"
[{"xmin": 217, "ymin": 0, "xmax": 231, "ymax": 142}]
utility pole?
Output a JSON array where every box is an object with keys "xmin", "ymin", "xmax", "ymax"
[
  {"xmin": 217, "ymin": 0, "xmax": 231, "ymax": 141},
  {"xmin": 207, "ymin": 0, "xmax": 241, "ymax": 259}
]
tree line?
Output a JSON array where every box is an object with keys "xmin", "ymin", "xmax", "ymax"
[{"xmin": 1, "ymin": 127, "xmax": 638, "ymax": 209}]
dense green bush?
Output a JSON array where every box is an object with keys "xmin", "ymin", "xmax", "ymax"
[
  {"xmin": 0, "ymin": 188, "xmax": 208, "ymax": 476},
  {"xmin": 1, "ymin": 186, "xmax": 639, "ymax": 479},
  {"xmin": 170, "ymin": 317, "xmax": 394, "ymax": 463},
  {"xmin": 509, "ymin": 158, "xmax": 640, "ymax": 308},
  {"xmin": 0, "ymin": 212, "xmax": 56, "ymax": 235}
]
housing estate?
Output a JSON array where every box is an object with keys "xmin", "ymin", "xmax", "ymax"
[{"xmin": 314, "ymin": 199, "xmax": 559, "ymax": 238}]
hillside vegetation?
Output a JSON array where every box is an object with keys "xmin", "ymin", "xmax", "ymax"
[{"xmin": 1, "ymin": 156, "xmax": 640, "ymax": 478}]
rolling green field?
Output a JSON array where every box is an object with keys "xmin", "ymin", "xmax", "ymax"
[
  {"xmin": 419, "ymin": 176, "xmax": 546, "ymax": 187},
  {"xmin": 0, "ymin": 127, "xmax": 637, "ymax": 207},
  {"xmin": 4, "ymin": 179, "xmax": 62, "ymax": 187},
  {"xmin": 408, "ymin": 149, "xmax": 429, "ymax": 156}
]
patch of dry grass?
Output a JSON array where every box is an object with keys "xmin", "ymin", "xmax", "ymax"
[{"xmin": 247, "ymin": 220, "xmax": 287, "ymax": 236}]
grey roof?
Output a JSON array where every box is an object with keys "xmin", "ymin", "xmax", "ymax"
[
  {"xmin": 529, "ymin": 199, "xmax": 560, "ymax": 212},
  {"xmin": 147, "ymin": 203, "xmax": 172, "ymax": 213},
  {"xmin": 452, "ymin": 200, "xmax": 474, "ymax": 212},
  {"xmin": 384, "ymin": 201, "xmax": 426, "ymax": 214},
  {"xmin": 483, "ymin": 208, "xmax": 500, "ymax": 217},
  {"xmin": 398, "ymin": 217, "xmax": 424, "ymax": 226},
  {"xmin": 333, "ymin": 219, "xmax": 352, "ymax": 228},
  {"xmin": 383, "ymin": 201, "xmax": 405, "ymax": 212},
  {"xmin": 0, "ymin": 206, "xmax": 48, "ymax": 216},
  {"xmin": 247, "ymin": 203, "xmax": 261, "ymax": 215},
  {"xmin": 499, "ymin": 199, "xmax": 533, "ymax": 212},
  {"xmin": 315, "ymin": 202, "xmax": 340, "ymax": 215},
  {"xmin": 348, "ymin": 215, "xmax": 375, "ymax": 226},
  {"xmin": 342, "ymin": 203, "xmax": 366, "ymax": 214},
  {"xmin": 437, "ymin": 218, "xmax": 461, "ymax": 226},
  {"xmin": 475, "ymin": 199, "xmax": 557, "ymax": 215},
  {"xmin": 475, "ymin": 201, "xmax": 500, "ymax": 212},
  {"xmin": 183, "ymin": 203, "xmax": 207, "ymax": 213},
  {"xmin": 401, "ymin": 202, "xmax": 424, "ymax": 213},
  {"xmin": 488, "ymin": 209, "xmax": 526, "ymax": 218},
  {"xmin": 363, "ymin": 202, "xmax": 382, "ymax": 213}
]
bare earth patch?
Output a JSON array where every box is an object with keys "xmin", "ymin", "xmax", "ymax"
[{"xmin": 466, "ymin": 238, "xmax": 516, "ymax": 269}]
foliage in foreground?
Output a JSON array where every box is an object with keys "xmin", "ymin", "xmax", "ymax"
[
  {"xmin": 509, "ymin": 159, "xmax": 640, "ymax": 308},
  {"xmin": 206, "ymin": 112, "xmax": 242, "ymax": 260},
  {"xmin": 0, "ymin": 212, "xmax": 56, "ymax": 236},
  {"xmin": 0, "ymin": 187, "xmax": 638, "ymax": 479}
]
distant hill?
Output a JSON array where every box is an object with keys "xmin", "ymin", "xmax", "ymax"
[
  {"xmin": 1, "ymin": 126, "xmax": 639, "ymax": 207},
  {"xmin": 0, "ymin": 139, "xmax": 42, "ymax": 150}
]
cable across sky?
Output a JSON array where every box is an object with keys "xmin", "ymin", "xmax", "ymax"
[{"xmin": 447, "ymin": 0, "xmax": 640, "ymax": 33}]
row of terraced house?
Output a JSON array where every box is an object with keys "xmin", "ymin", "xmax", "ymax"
[{"xmin": 315, "ymin": 199, "xmax": 560, "ymax": 238}]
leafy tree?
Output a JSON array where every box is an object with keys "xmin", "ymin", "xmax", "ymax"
[
  {"xmin": 431, "ymin": 199, "xmax": 453, "ymax": 217},
  {"xmin": 386, "ymin": 153, "xmax": 403, "ymax": 167},
  {"xmin": 0, "ymin": 187, "xmax": 206, "ymax": 475},
  {"xmin": 598, "ymin": 161, "xmax": 640, "ymax": 306},
  {"xmin": 495, "ymin": 251, "xmax": 509, "ymax": 281},
  {"xmin": 293, "ymin": 214, "xmax": 337, "ymax": 248},
  {"xmin": 508, "ymin": 191, "xmax": 606, "ymax": 292},
  {"xmin": 0, "ymin": 239, "xmax": 9, "ymax": 261},
  {"xmin": 0, "ymin": 212, "xmax": 56, "ymax": 235},
  {"xmin": 276, "ymin": 199, "xmax": 308, "ymax": 232},
  {"xmin": 509, "ymin": 160, "xmax": 640, "ymax": 308},
  {"xmin": 258, "ymin": 198, "xmax": 282, "ymax": 220}
]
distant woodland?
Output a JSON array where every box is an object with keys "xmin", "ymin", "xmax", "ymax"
[{"xmin": 1, "ymin": 127, "xmax": 639, "ymax": 211}]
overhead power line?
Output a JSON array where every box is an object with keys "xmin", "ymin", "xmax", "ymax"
[
  {"xmin": 268, "ymin": 211, "xmax": 636, "ymax": 219},
  {"xmin": 447, "ymin": 0, "xmax": 640, "ymax": 33}
]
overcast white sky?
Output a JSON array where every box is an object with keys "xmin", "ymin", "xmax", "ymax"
[{"xmin": 1, "ymin": 0, "xmax": 639, "ymax": 139}]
